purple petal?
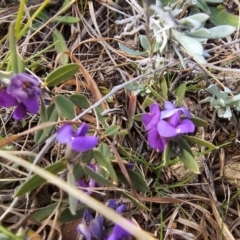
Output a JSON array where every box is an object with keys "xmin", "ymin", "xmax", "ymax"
[
  {"xmin": 76, "ymin": 224, "xmax": 92, "ymax": 240},
  {"xmin": 88, "ymin": 178, "xmax": 96, "ymax": 195},
  {"xmin": 164, "ymin": 101, "xmax": 175, "ymax": 110},
  {"xmin": 89, "ymin": 216, "xmax": 103, "ymax": 239},
  {"xmin": 175, "ymin": 119, "xmax": 195, "ymax": 134},
  {"xmin": 8, "ymin": 87, "xmax": 28, "ymax": 101},
  {"xmin": 111, "ymin": 223, "xmax": 132, "ymax": 239},
  {"xmin": 161, "ymin": 108, "xmax": 179, "ymax": 119},
  {"xmin": 22, "ymin": 95, "xmax": 39, "ymax": 114},
  {"xmin": 168, "ymin": 112, "xmax": 180, "ymax": 127},
  {"xmin": 56, "ymin": 125, "xmax": 74, "ymax": 144},
  {"xmin": 147, "ymin": 127, "xmax": 166, "ymax": 151},
  {"xmin": 76, "ymin": 123, "xmax": 88, "ymax": 136},
  {"xmin": 0, "ymin": 89, "xmax": 18, "ymax": 107},
  {"xmin": 71, "ymin": 136, "xmax": 98, "ymax": 152},
  {"xmin": 83, "ymin": 209, "xmax": 94, "ymax": 223},
  {"xmin": 116, "ymin": 204, "xmax": 126, "ymax": 214},
  {"xmin": 13, "ymin": 103, "xmax": 27, "ymax": 119},
  {"xmin": 106, "ymin": 200, "xmax": 119, "ymax": 210},
  {"xmin": 157, "ymin": 120, "xmax": 178, "ymax": 138},
  {"xmin": 142, "ymin": 103, "xmax": 161, "ymax": 131},
  {"xmin": 77, "ymin": 180, "xmax": 88, "ymax": 189},
  {"xmin": 179, "ymin": 107, "xmax": 191, "ymax": 118}
]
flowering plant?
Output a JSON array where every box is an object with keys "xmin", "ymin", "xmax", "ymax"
[
  {"xmin": 142, "ymin": 101, "xmax": 200, "ymax": 173},
  {"xmin": 0, "ymin": 73, "xmax": 41, "ymax": 119}
]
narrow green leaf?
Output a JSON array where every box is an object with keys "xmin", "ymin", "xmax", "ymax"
[
  {"xmin": 58, "ymin": 208, "xmax": 84, "ymax": 222},
  {"xmin": 163, "ymin": 142, "xmax": 172, "ymax": 166},
  {"xmin": 116, "ymin": 169, "xmax": 149, "ymax": 192},
  {"xmin": 51, "ymin": 16, "xmax": 80, "ymax": 24},
  {"xmin": 55, "ymin": 95, "xmax": 75, "ymax": 120},
  {"xmin": 133, "ymin": 113, "xmax": 143, "ymax": 122},
  {"xmin": 142, "ymin": 97, "xmax": 155, "ymax": 109},
  {"xmin": 34, "ymin": 103, "xmax": 58, "ymax": 143},
  {"xmin": 160, "ymin": 76, "xmax": 168, "ymax": 100},
  {"xmin": 53, "ymin": 29, "xmax": 69, "ymax": 65},
  {"xmin": 121, "ymin": 191, "xmax": 150, "ymax": 211},
  {"xmin": 32, "ymin": 204, "xmax": 58, "ymax": 222},
  {"xmin": 82, "ymin": 151, "xmax": 93, "ymax": 164},
  {"xmin": 93, "ymin": 149, "xmax": 117, "ymax": 184},
  {"xmin": 178, "ymin": 137, "xmax": 194, "ymax": 157},
  {"xmin": 175, "ymin": 83, "xmax": 186, "ymax": 107},
  {"xmin": 189, "ymin": 117, "xmax": 208, "ymax": 127},
  {"xmin": 182, "ymin": 135, "xmax": 218, "ymax": 150},
  {"xmin": 67, "ymin": 171, "xmax": 78, "ymax": 215},
  {"xmin": 15, "ymin": 159, "xmax": 66, "ymax": 196},
  {"xmin": 193, "ymin": 0, "xmax": 211, "ymax": 14},
  {"xmin": 46, "ymin": 63, "xmax": 79, "ymax": 86},
  {"xmin": 146, "ymin": 84, "xmax": 165, "ymax": 103},
  {"xmin": 83, "ymin": 164, "xmax": 113, "ymax": 186},
  {"xmin": 178, "ymin": 149, "xmax": 200, "ymax": 173},
  {"xmin": 104, "ymin": 125, "xmax": 120, "ymax": 137},
  {"xmin": 70, "ymin": 94, "xmax": 90, "ymax": 108},
  {"xmin": 39, "ymin": 97, "xmax": 48, "ymax": 123},
  {"xmin": 139, "ymin": 35, "xmax": 150, "ymax": 51},
  {"xmin": 119, "ymin": 43, "xmax": 147, "ymax": 56},
  {"xmin": 8, "ymin": 22, "xmax": 25, "ymax": 73}
]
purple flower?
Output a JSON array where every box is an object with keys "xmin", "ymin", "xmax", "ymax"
[
  {"xmin": 107, "ymin": 221, "xmax": 133, "ymax": 240},
  {"xmin": 0, "ymin": 73, "xmax": 41, "ymax": 119},
  {"xmin": 157, "ymin": 102, "xmax": 195, "ymax": 138},
  {"xmin": 142, "ymin": 103, "xmax": 167, "ymax": 151},
  {"xmin": 56, "ymin": 123, "xmax": 98, "ymax": 152},
  {"xmin": 76, "ymin": 209, "xmax": 104, "ymax": 240},
  {"xmin": 161, "ymin": 101, "xmax": 190, "ymax": 119},
  {"xmin": 142, "ymin": 103, "xmax": 161, "ymax": 130}
]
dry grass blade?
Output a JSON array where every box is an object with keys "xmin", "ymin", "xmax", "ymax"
[{"xmin": 0, "ymin": 151, "xmax": 157, "ymax": 240}]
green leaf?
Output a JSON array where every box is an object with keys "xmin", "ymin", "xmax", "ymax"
[
  {"xmin": 189, "ymin": 117, "xmax": 208, "ymax": 127},
  {"xmin": 32, "ymin": 204, "xmax": 58, "ymax": 222},
  {"xmin": 139, "ymin": 35, "xmax": 150, "ymax": 51},
  {"xmin": 142, "ymin": 97, "xmax": 155, "ymax": 109},
  {"xmin": 70, "ymin": 94, "xmax": 90, "ymax": 108},
  {"xmin": 193, "ymin": 0, "xmax": 210, "ymax": 14},
  {"xmin": 8, "ymin": 22, "xmax": 25, "ymax": 73},
  {"xmin": 53, "ymin": 29, "xmax": 69, "ymax": 65},
  {"xmin": 51, "ymin": 16, "xmax": 80, "ymax": 24},
  {"xmin": 119, "ymin": 43, "xmax": 147, "ymax": 56},
  {"xmin": 121, "ymin": 191, "xmax": 150, "ymax": 211},
  {"xmin": 67, "ymin": 171, "xmax": 78, "ymax": 215},
  {"xmin": 83, "ymin": 164, "xmax": 113, "ymax": 186},
  {"xmin": 58, "ymin": 208, "xmax": 84, "ymax": 222},
  {"xmin": 104, "ymin": 125, "xmax": 120, "ymax": 137},
  {"xmin": 116, "ymin": 169, "xmax": 149, "ymax": 192},
  {"xmin": 15, "ymin": 159, "xmax": 66, "ymax": 196},
  {"xmin": 178, "ymin": 149, "xmax": 200, "ymax": 173},
  {"xmin": 34, "ymin": 103, "xmax": 58, "ymax": 143},
  {"xmin": 172, "ymin": 29, "xmax": 206, "ymax": 64},
  {"xmin": 210, "ymin": 6, "xmax": 240, "ymax": 27},
  {"xmin": 160, "ymin": 76, "xmax": 168, "ymax": 100},
  {"xmin": 39, "ymin": 97, "xmax": 48, "ymax": 123},
  {"xmin": 82, "ymin": 150, "xmax": 93, "ymax": 164},
  {"xmin": 182, "ymin": 135, "xmax": 218, "ymax": 150},
  {"xmin": 133, "ymin": 113, "xmax": 143, "ymax": 122},
  {"xmin": 55, "ymin": 95, "xmax": 75, "ymax": 120},
  {"xmin": 178, "ymin": 137, "xmax": 194, "ymax": 156},
  {"xmin": 93, "ymin": 149, "xmax": 117, "ymax": 184},
  {"xmin": 175, "ymin": 83, "xmax": 186, "ymax": 107},
  {"xmin": 46, "ymin": 63, "xmax": 79, "ymax": 86},
  {"xmin": 146, "ymin": 84, "xmax": 165, "ymax": 103},
  {"xmin": 163, "ymin": 142, "xmax": 172, "ymax": 166}
]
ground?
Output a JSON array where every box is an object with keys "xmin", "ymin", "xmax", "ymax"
[{"xmin": 0, "ymin": 0, "xmax": 240, "ymax": 240}]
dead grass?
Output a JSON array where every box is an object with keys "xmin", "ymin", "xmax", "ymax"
[{"xmin": 0, "ymin": 0, "xmax": 240, "ymax": 239}]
